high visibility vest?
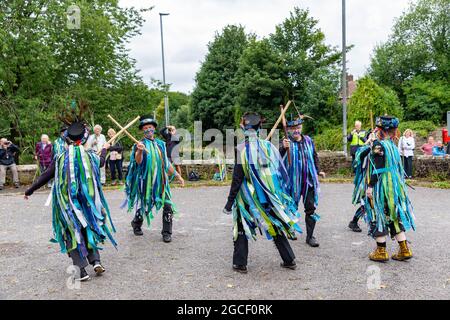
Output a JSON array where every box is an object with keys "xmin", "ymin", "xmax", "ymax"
[{"xmin": 350, "ymin": 131, "xmax": 366, "ymax": 146}]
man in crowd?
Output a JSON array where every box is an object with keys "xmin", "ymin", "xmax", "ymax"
[
  {"xmin": 0, "ymin": 138, "xmax": 20, "ymax": 190},
  {"xmin": 432, "ymin": 140, "xmax": 448, "ymax": 157},
  {"xmin": 420, "ymin": 136, "xmax": 435, "ymax": 156},
  {"xmin": 347, "ymin": 120, "xmax": 367, "ymax": 163},
  {"xmin": 86, "ymin": 125, "xmax": 107, "ymax": 184}
]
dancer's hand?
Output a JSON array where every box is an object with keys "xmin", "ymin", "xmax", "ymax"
[
  {"xmin": 103, "ymin": 143, "xmax": 111, "ymax": 150},
  {"xmin": 136, "ymin": 142, "xmax": 145, "ymax": 151},
  {"xmin": 319, "ymin": 171, "xmax": 326, "ymax": 178},
  {"xmin": 366, "ymin": 187, "xmax": 373, "ymax": 199},
  {"xmin": 176, "ymin": 174, "xmax": 185, "ymax": 187},
  {"xmin": 282, "ymin": 139, "xmax": 290, "ymax": 149},
  {"xmin": 24, "ymin": 195, "xmax": 29, "ymax": 200},
  {"xmin": 223, "ymin": 208, "xmax": 232, "ymax": 215}
]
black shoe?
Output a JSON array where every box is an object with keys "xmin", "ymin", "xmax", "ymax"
[
  {"xmin": 306, "ymin": 236, "xmax": 320, "ymax": 247},
  {"xmin": 348, "ymin": 221, "xmax": 362, "ymax": 232},
  {"xmin": 76, "ymin": 268, "xmax": 90, "ymax": 281},
  {"xmin": 280, "ymin": 261, "xmax": 297, "ymax": 270},
  {"xmin": 232, "ymin": 265, "xmax": 248, "ymax": 273},
  {"xmin": 131, "ymin": 220, "xmax": 143, "ymax": 236},
  {"xmin": 93, "ymin": 262, "xmax": 105, "ymax": 275},
  {"xmin": 162, "ymin": 234, "xmax": 172, "ymax": 243}
]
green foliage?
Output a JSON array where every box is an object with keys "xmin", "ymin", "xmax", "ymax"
[
  {"xmin": 313, "ymin": 128, "xmax": 343, "ymax": 151},
  {"xmin": 403, "ymin": 76, "xmax": 450, "ymax": 124},
  {"xmin": 368, "ymin": 0, "xmax": 449, "ymax": 122},
  {"xmin": 398, "ymin": 120, "xmax": 438, "ymax": 138},
  {"xmin": 347, "ymin": 77, "xmax": 403, "ymax": 128},
  {"xmin": 190, "ymin": 25, "xmax": 251, "ymax": 130}
]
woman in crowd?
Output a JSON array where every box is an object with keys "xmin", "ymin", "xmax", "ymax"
[
  {"xmin": 107, "ymin": 128, "xmax": 124, "ymax": 185},
  {"xmin": 398, "ymin": 129, "xmax": 415, "ymax": 179}
]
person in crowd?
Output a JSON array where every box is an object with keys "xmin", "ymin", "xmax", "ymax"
[
  {"xmin": 347, "ymin": 120, "xmax": 367, "ymax": 163},
  {"xmin": 420, "ymin": 136, "xmax": 435, "ymax": 156},
  {"xmin": 398, "ymin": 129, "xmax": 415, "ymax": 178},
  {"xmin": 107, "ymin": 128, "xmax": 124, "ymax": 185},
  {"xmin": 160, "ymin": 125, "xmax": 183, "ymax": 177},
  {"xmin": 86, "ymin": 125, "xmax": 107, "ymax": 185},
  {"xmin": 432, "ymin": 140, "xmax": 447, "ymax": 157},
  {"xmin": 35, "ymin": 134, "xmax": 53, "ymax": 187},
  {"xmin": 0, "ymin": 138, "xmax": 20, "ymax": 190}
]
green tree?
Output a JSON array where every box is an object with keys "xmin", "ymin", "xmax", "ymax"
[
  {"xmin": 190, "ymin": 25, "xmax": 251, "ymax": 130},
  {"xmin": 369, "ymin": 0, "xmax": 449, "ymax": 98},
  {"xmin": 347, "ymin": 77, "xmax": 403, "ymax": 128},
  {"xmin": 403, "ymin": 76, "xmax": 450, "ymax": 124}
]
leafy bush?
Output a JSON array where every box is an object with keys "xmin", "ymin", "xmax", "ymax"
[
  {"xmin": 398, "ymin": 120, "xmax": 438, "ymax": 138},
  {"xmin": 313, "ymin": 128, "xmax": 343, "ymax": 151}
]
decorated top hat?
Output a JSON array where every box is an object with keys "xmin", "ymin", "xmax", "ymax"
[
  {"xmin": 287, "ymin": 118, "xmax": 304, "ymax": 128},
  {"xmin": 66, "ymin": 122, "xmax": 88, "ymax": 144},
  {"xmin": 242, "ymin": 113, "xmax": 263, "ymax": 131},
  {"xmin": 375, "ymin": 115, "xmax": 399, "ymax": 130},
  {"xmin": 139, "ymin": 115, "xmax": 158, "ymax": 130}
]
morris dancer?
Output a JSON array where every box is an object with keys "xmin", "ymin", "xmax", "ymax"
[
  {"xmin": 125, "ymin": 115, "xmax": 184, "ymax": 243},
  {"xmin": 352, "ymin": 115, "xmax": 415, "ymax": 262},
  {"xmin": 223, "ymin": 112, "xmax": 301, "ymax": 273},
  {"xmin": 280, "ymin": 118, "xmax": 325, "ymax": 247},
  {"xmin": 25, "ymin": 115, "xmax": 116, "ymax": 281}
]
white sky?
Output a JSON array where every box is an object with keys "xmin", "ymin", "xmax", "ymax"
[{"xmin": 119, "ymin": 0, "xmax": 411, "ymax": 93}]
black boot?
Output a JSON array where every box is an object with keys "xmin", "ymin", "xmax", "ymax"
[
  {"xmin": 162, "ymin": 204, "xmax": 173, "ymax": 243},
  {"xmin": 348, "ymin": 220, "xmax": 362, "ymax": 232},
  {"xmin": 305, "ymin": 215, "xmax": 319, "ymax": 247},
  {"xmin": 75, "ymin": 267, "xmax": 90, "ymax": 281},
  {"xmin": 131, "ymin": 214, "xmax": 144, "ymax": 236},
  {"xmin": 232, "ymin": 265, "xmax": 248, "ymax": 273}
]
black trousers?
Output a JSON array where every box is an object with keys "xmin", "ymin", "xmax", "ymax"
[
  {"xmin": 65, "ymin": 231, "xmax": 100, "ymax": 269},
  {"xmin": 132, "ymin": 203, "xmax": 173, "ymax": 235},
  {"xmin": 233, "ymin": 217, "xmax": 296, "ymax": 266},
  {"xmin": 109, "ymin": 159, "xmax": 123, "ymax": 181},
  {"xmin": 402, "ymin": 156, "xmax": 413, "ymax": 178}
]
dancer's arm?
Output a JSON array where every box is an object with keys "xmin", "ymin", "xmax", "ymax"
[
  {"xmin": 224, "ymin": 164, "xmax": 244, "ymax": 212},
  {"xmin": 25, "ymin": 162, "xmax": 55, "ymax": 197}
]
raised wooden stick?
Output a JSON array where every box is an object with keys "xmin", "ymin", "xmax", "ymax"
[
  {"xmin": 97, "ymin": 115, "xmax": 140, "ymax": 154},
  {"xmin": 280, "ymin": 104, "xmax": 291, "ymax": 165},
  {"xmin": 107, "ymin": 114, "xmax": 150, "ymax": 154},
  {"xmin": 266, "ymin": 100, "xmax": 292, "ymax": 141}
]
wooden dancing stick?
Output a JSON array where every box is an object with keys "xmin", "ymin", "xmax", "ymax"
[
  {"xmin": 97, "ymin": 115, "xmax": 141, "ymax": 154},
  {"xmin": 266, "ymin": 100, "xmax": 292, "ymax": 141},
  {"xmin": 280, "ymin": 104, "xmax": 291, "ymax": 165},
  {"xmin": 107, "ymin": 114, "xmax": 150, "ymax": 154}
]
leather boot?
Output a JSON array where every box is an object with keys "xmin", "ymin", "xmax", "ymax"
[
  {"xmin": 305, "ymin": 215, "xmax": 319, "ymax": 247},
  {"xmin": 131, "ymin": 214, "xmax": 144, "ymax": 236},
  {"xmin": 162, "ymin": 205, "xmax": 173, "ymax": 243},
  {"xmin": 369, "ymin": 245, "xmax": 389, "ymax": 262},
  {"xmin": 392, "ymin": 241, "xmax": 413, "ymax": 261}
]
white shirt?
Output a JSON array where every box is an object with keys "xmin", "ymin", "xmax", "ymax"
[
  {"xmin": 86, "ymin": 134, "xmax": 106, "ymax": 152},
  {"xmin": 398, "ymin": 136, "xmax": 415, "ymax": 157}
]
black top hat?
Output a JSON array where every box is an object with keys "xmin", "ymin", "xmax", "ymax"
[
  {"xmin": 287, "ymin": 118, "xmax": 303, "ymax": 127},
  {"xmin": 242, "ymin": 113, "xmax": 263, "ymax": 131},
  {"xmin": 139, "ymin": 115, "xmax": 158, "ymax": 130},
  {"xmin": 60, "ymin": 125, "xmax": 68, "ymax": 133},
  {"xmin": 67, "ymin": 121, "xmax": 87, "ymax": 143}
]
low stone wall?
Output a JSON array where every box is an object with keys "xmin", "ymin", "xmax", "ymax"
[{"xmin": 3, "ymin": 152, "xmax": 449, "ymax": 186}]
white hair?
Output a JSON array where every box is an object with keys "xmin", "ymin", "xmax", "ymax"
[
  {"xmin": 94, "ymin": 125, "xmax": 102, "ymax": 131},
  {"xmin": 41, "ymin": 134, "xmax": 49, "ymax": 140},
  {"xmin": 355, "ymin": 120, "xmax": 362, "ymax": 126}
]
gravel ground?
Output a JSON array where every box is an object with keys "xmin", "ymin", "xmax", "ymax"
[{"xmin": 0, "ymin": 184, "xmax": 449, "ymax": 300}]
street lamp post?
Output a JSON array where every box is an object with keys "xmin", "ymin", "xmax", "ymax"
[
  {"xmin": 341, "ymin": 0, "xmax": 348, "ymax": 157},
  {"xmin": 159, "ymin": 12, "xmax": 170, "ymax": 126}
]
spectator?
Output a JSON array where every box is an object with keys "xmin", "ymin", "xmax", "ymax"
[
  {"xmin": 398, "ymin": 129, "xmax": 415, "ymax": 179},
  {"xmin": 160, "ymin": 125, "xmax": 183, "ymax": 176},
  {"xmin": 35, "ymin": 134, "xmax": 53, "ymax": 187},
  {"xmin": 420, "ymin": 136, "xmax": 435, "ymax": 155},
  {"xmin": 447, "ymin": 143, "xmax": 450, "ymax": 155},
  {"xmin": 107, "ymin": 128, "xmax": 124, "ymax": 186},
  {"xmin": 0, "ymin": 138, "xmax": 20, "ymax": 190},
  {"xmin": 347, "ymin": 120, "xmax": 367, "ymax": 163},
  {"xmin": 86, "ymin": 124, "xmax": 107, "ymax": 184},
  {"xmin": 432, "ymin": 140, "xmax": 447, "ymax": 157}
]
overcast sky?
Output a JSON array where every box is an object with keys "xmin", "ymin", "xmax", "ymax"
[{"xmin": 119, "ymin": 0, "xmax": 411, "ymax": 94}]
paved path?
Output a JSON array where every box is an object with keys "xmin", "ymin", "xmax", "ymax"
[{"xmin": 0, "ymin": 184, "xmax": 449, "ymax": 300}]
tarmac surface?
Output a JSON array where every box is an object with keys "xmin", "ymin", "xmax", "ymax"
[{"xmin": 0, "ymin": 184, "xmax": 449, "ymax": 300}]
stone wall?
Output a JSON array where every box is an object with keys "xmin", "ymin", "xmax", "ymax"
[{"xmin": 4, "ymin": 152, "xmax": 449, "ymax": 186}]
